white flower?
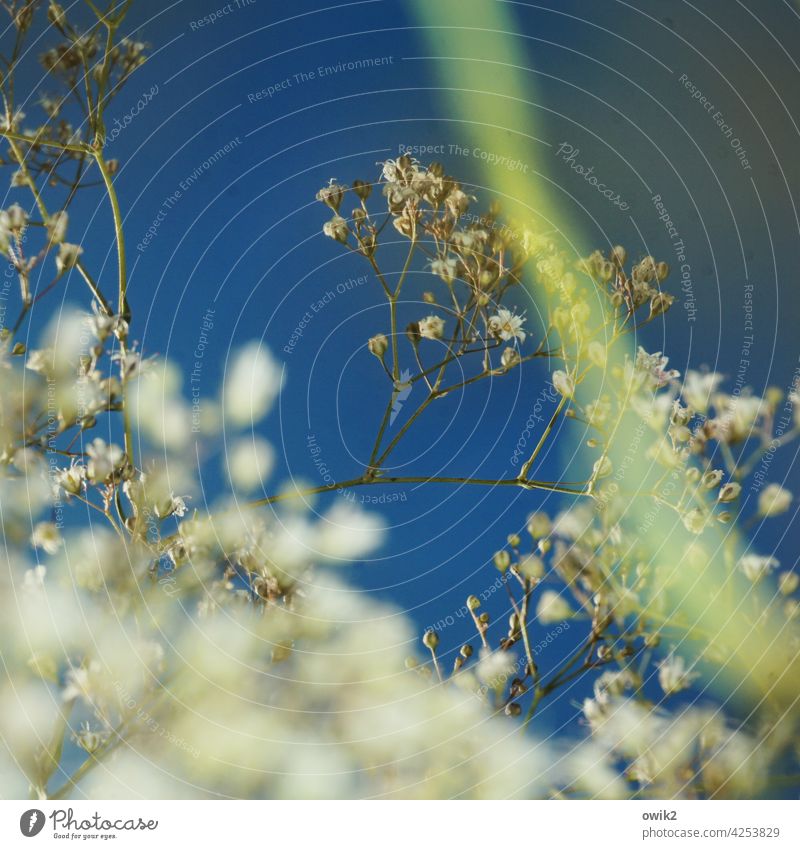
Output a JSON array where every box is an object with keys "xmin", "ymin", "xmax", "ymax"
[
  {"xmin": 226, "ymin": 437, "xmax": 275, "ymax": 493},
  {"xmin": 758, "ymin": 483, "xmax": 792, "ymax": 517},
  {"xmin": 153, "ymin": 494, "xmax": 189, "ymax": 519},
  {"xmin": 476, "ymin": 650, "xmax": 516, "ymax": 689},
  {"xmin": 682, "ymin": 370, "xmax": 723, "ymax": 413},
  {"xmin": 681, "ymin": 507, "xmax": 707, "ymax": 535},
  {"xmin": 31, "ymin": 522, "xmax": 61, "ymax": 555},
  {"xmin": 418, "ymin": 315, "xmax": 445, "ymax": 340},
  {"xmin": 86, "ymin": 438, "xmax": 125, "ymax": 482},
  {"xmin": 47, "ymin": 209, "xmax": 68, "ymax": 244},
  {"xmin": 739, "ymin": 553, "xmax": 778, "ymax": 583},
  {"xmin": 501, "ymin": 347, "xmax": 521, "ymax": 369},
  {"xmin": 224, "ymin": 342, "xmax": 284, "ymax": 427},
  {"xmin": 430, "ymin": 256, "xmax": 458, "ymax": 284},
  {"xmin": 657, "ymin": 653, "xmax": 698, "ymax": 695},
  {"xmin": 536, "ymin": 590, "xmax": 573, "ymax": 624},
  {"xmin": 315, "ymin": 502, "xmax": 385, "ymax": 561},
  {"xmin": 6, "ymin": 203, "xmax": 27, "ymax": 231},
  {"xmin": 635, "ymin": 347, "xmax": 680, "ymax": 387},
  {"xmin": 488, "ymin": 308, "xmax": 526, "ymax": 342},
  {"xmin": 552, "ymin": 369, "xmax": 574, "ymax": 399},
  {"xmin": 55, "ymin": 242, "xmax": 83, "ymax": 273}
]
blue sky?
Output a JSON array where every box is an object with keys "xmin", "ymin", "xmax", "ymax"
[{"xmin": 10, "ymin": 0, "xmax": 800, "ymax": 738}]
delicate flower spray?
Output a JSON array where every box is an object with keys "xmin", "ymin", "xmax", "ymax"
[{"xmin": 0, "ymin": 2, "xmax": 796, "ymax": 802}]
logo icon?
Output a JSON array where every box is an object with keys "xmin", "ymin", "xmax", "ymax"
[
  {"xmin": 19, "ymin": 809, "xmax": 46, "ymax": 837},
  {"xmin": 390, "ymin": 369, "xmax": 413, "ymax": 425}
]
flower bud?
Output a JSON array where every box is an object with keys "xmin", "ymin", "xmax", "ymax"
[
  {"xmin": 467, "ymin": 595, "xmax": 481, "ymax": 611},
  {"xmin": 422, "ymin": 629, "xmax": 439, "ymax": 650},
  {"xmin": 352, "ymin": 179, "xmax": 371, "ymax": 201},
  {"xmin": 505, "ymin": 702, "xmax": 522, "ymax": 717},
  {"xmin": 368, "ymin": 333, "xmax": 388, "ymax": 359},
  {"xmin": 493, "ymin": 550, "xmax": 511, "ymax": 573},
  {"xmin": 460, "ymin": 644, "xmax": 473, "ymax": 658},
  {"xmin": 501, "ymin": 347, "xmax": 521, "ymax": 369},
  {"xmin": 552, "ymin": 369, "xmax": 575, "ymax": 399},
  {"xmin": 527, "ymin": 512, "xmax": 550, "ymax": 538}
]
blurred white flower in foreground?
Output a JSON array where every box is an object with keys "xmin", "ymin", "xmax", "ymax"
[{"xmin": 224, "ymin": 342, "xmax": 284, "ymax": 426}]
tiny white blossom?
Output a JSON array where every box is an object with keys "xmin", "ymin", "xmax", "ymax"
[
  {"xmin": 489, "ymin": 308, "xmax": 526, "ymax": 342},
  {"xmin": 536, "ymin": 590, "xmax": 573, "ymax": 624},
  {"xmin": 739, "ymin": 554, "xmax": 778, "ymax": 583},
  {"xmin": 758, "ymin": 483, "xmax": 792, "ymax": 518},
  {"xmin": 86, "ymin": 438, "xmax": 124, "ymax": 483},
  {"xmin": 418, "ymin": 315, "xmax": 445, "ymax": 340},
  {"xmin": 657, "ymin": 653, "xmax": 698, "ymax": 695},
  {"xmin": 31, "ymin": 522, "xmax": 61, "ymax": 555},
  {"xmin": 552, "ymin": 369, "xmax": 575, "ymax": 399},
  {"xmin": 55, "ymin": 242, "xmax": 83, "ymax": 273}
]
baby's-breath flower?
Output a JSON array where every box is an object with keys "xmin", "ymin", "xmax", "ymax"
[
  {"xmin": 501, "ymin": 347, "xmax": 521, "ymax": 369},
  {"xmin": 681, "ymin": 507, "xmax": 707, "ymax": 535},
  {"xmin": 552, "ymin": 369, "xmax": 575, "ymax": 399},
  {"xmin": 224, "ymin": 342, "xmax": 283, "ymax": 427},
  {"xmin": 657, "ymin": 653, "xmax": 698, "ymax": 695},
  {"xmin": 56, "ymin": 462, "xmax": 86, "ymax": 495},
  {"xmin": 31, "ymin": 522, "xmax": 61, "ymax": 554},
  {"xmin": 587, "ymin": 340, "xmax": 607, "ymax": 369},
  {"xmin": 226, "ymin": 437, "xmax": 274, "ymax": 493},
  {"xmin": 527, "ymin": 512, "xmax": 551, "ymax": 538},
  {"xmin": 757, "ymin": 483, "xmax": 792, "ymax": 517},
  {"xmin": 739, "ymin": 553, "xmax": 778, "ymax": 583},
  {"xmin": 368, "ymin": 333, "xmax": 388, "ymax": 359},
  {"xmin": 322, "ymin": 215, "xmax": 348, "ymax": 243},
  {"xmin": 86, "ymin": 438, "xmax": 125, "ymax": 483},
  {"xmin": 488, "ymin": 308, "xmax": 526, "ymax": 342},
  {"xmin": 55, "ymin": 242, "xmax": 83, "ymax": 273},
  {"xmin": 778, "ymin": 571, "xmax": 799, "ymax": 596},
  {"xmin": 47, "ymin": 210, "xmax": 68, "ymax": 244},
  {"xmin": 418, "ymin": 315, "xmax": 445, "ymax": 340},
  {"xmin": 635, "ymin": 347, "xmax": 680, "ymax": 388},
  {"xmin": 536, "ymin": 590, "xmax": 573, "ymax": 624},
  {"xmin": 75, "ymin": 722, "xmax": 105, "ymax": 754},
  {"xmin": 430, "ymin": 256, "xmax": 458, "ymax": 285},
  {"xmin": 315, "ymin": 179, "xmax": 346, "ymax": 212}
]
